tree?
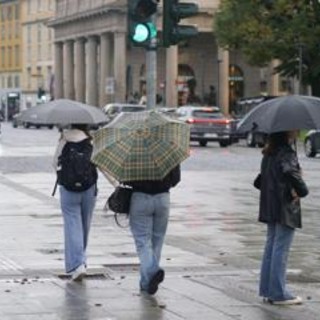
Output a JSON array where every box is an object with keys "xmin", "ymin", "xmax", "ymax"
[{"xmin": 214, "ymin": 0, "xmax": 320, "ymax": 96}]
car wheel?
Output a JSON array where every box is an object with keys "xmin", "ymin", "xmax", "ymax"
[
  {"xmin": 23, "ymin": 122, "xmax": 30, "ymax": 129},
  {"xmin": 36, "ymin": 125, "xmax": 41, "ymax": 129},
  {"xmin": 304, "ymin": 138, "xmax": 316, "ymax": 157},
  {"xmin": 219, "ymin": 141, "xmax": 229, "ymax": 148},
  {"xmin": 246, "ymin": 132, "xmax": 256, "ymax": 147},
  {"xmin": 199, "ymin": 141, "xmax": 208, "ymax": 147},
  {"xmin": 12, "ymin": 122, "xmax": 17, "ymax": 128},
  {"xmin": 48, "ymin": 125, "xmax": 54, "ymax": 129}
]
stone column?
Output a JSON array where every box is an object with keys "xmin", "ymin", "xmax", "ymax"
[
  {"xmin": 74, "ymin": 38, "xmax": 86, "ymax": 103},
  {"xmin": 114, "ymin": 32, "xmax": 126, "ymax": 103},
  {"xmin": 270, "ymin": 59, "xmax": 280, "ymax": 96},
  {"xmin": 54, "ymin": 42, "xmax": 63, "ymax": 99},
  {"xmin": 86, "ymin": 36, "xmax": 98, "ymax": 106},
  {"xmin": 63, "ymin": 40, "xmax": 75, "ymax": 99},
  {"xmin": 218, "ymin": 47, "xmax": 229, "ymax": 115},
  {"xmin": 165, "ymin": 46, "xmax": 178, "ymax": 107},
  {"xmin": 99, "ymin": 33, "xmax": 113, "ymax": 107}
]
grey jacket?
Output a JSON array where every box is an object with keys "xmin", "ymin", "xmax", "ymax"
[{"xmin": 254, "ymin": 144, "xmax": 309, "ymax": 229}]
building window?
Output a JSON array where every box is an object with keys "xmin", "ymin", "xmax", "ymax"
[
  {"xmin": 14, "ymin": 4, "xmax": 19, "ymax": 20},
  {"xmin": 27, "ymin": 25, "xmax": 31, "ymax": 44},
  {"xmin": 14, "ymin": 75, "xmax": 19, "ymax": 88},
  {"xmin": 48, "ymin": 43, "xmax": 52, "ymax": 60},
  {"xmin": 8, "ymin": 47, "xmax": 12, "ymax": 67},
  {"xmin": 27, "ymin": 67, "xmax": 31, "ymax": 89},
  {"xmin": 38, "ymin": 0, "xmax": 42, "ymax": 11},
  {"xmin": 27, "ymin": 45, "xmax": 31, "ymax": 63},
  {"xmin": 2, "ymin": 76, "xmax": 5, "ymax": 88},
  {"xmin": 1, "ymin": 7, "xmax": 6, "ymax": 21},
  {"xmin": 37, "ymin": 23, "xmax": 41, "ymax": 42},
  {"xmin": 7, "ymin": 75, "xmax": 12, "ymax": 88},
  {"xmin": 7, "ymin": 6, "xmax": 12, "ymax": 20},
  {"xmin": 1, "ymin": 25, "xmax": 5, "ymax": 40},
  {"xmin": 27, "ymin": 0, "xmax": 31, "ymax": 14},
  {"xmin": 15, "ymin": 21, "xmax": 19, "ymax": 38},
  {"xmin": 38, "ymin": 44, "xmax": 42, "ymax": 61},
  {"xmin": 1, "ymin": 47, "xmax": 5, "ymax": 68},
  {"xmin": 15, "ymin": 45, "xmax": 19, "ymax": 67}
]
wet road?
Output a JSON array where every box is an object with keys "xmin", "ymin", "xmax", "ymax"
[{"xmin": 0, "ymin": 123, "xmax": 320, "ymax": 319}]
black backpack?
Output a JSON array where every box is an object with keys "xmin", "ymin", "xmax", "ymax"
[{"xmin": 56, "ymin": 139, "xmax": 98, "ymax": 193}]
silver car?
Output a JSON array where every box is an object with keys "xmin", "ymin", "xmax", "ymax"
[
  {"xmin": 176, "ymin": 106, "xmax": 236, "ymax": 147},
  {"xmin": 103, "ymin": 103, "xmax": 146, "ymax": 123}
]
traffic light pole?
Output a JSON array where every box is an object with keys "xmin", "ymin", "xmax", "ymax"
[{"xmin": 146, "ymin": 14, "xmax": 157, "ymax": 110}]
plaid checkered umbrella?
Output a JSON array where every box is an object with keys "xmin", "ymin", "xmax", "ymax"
[{"xmin": 92, "ymin": 111, "xmax": 190, "ymax": 182}]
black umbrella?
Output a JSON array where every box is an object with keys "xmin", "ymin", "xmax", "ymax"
[{"xmin": 237, "ymin": 95, "xmax": 320, "ymax": 133}]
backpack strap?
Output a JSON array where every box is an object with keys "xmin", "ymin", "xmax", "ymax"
[{"xmin": 52, "ymin": 176, "xmax": 58, "ymax": 196}]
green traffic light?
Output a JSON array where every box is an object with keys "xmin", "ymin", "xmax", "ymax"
[
  {"xmin": 133, "ymin": 24, "xmax": 150, "ymax": 42},
  {"xmin": 132, "ymin": 22, "xmax": 157, "ymax": 43}
]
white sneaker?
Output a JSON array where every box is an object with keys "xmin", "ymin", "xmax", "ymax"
[
  {"xmin": 272, "ymin": 296, "xmax": 303, "ymax": 306},
  {"xmin": 71, "ymin": 264, "xmax": 86, "ymax": 282}
]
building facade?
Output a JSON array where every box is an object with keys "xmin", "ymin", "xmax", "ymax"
[
  {"xmin": 49, "ymin": 0, "xmax": 291, "ymax": 114},
  {"xmin": 20, "ymin": 0, "xmax": 55, "ymax": 108},
  {"xmin": 0, "ymin": 0, "xmax": 21, "ymax": 119}
]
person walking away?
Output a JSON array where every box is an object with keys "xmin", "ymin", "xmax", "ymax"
[
  {"xmin": 254, "ymin": 131, "xmax": 308, "ymax": 305},
  {"xmin": 53, "ymin": 124, "xmax": 98, "ymax": 281},
  {"xmin": 124, "ymin": 165, "xmax": 181, "ymax": 295}
]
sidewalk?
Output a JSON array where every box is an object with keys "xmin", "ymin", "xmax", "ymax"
[{"xmin": 0, "ymin": 170, "xmax": 320, "ymax": 320}]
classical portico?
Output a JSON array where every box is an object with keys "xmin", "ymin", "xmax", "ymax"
[{"xmin": 49, "ymin": 0, "xmax": 284, "ymax": 114}]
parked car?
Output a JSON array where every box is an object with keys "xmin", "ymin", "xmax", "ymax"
[
  {"xmin": 176, "ymin": 106, "xmax": 237, "ymax": 147},
  {"xmin": 103, "ymin": 103, "xmax": 146, "ymax": 123},
  {"xmin": 304, "ymin": 130, "xmax": 320, "ymax": 157},
  {"xmin": 12, "ymin": 111, "xmax": 54, "ymax": 129}
]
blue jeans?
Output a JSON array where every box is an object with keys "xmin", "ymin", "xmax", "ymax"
[
  {"xmin": 259, "ymin": 223, "xmax": 295, "ymax": 301},
  {"xmin": 59, "ymin": 185, "xmax": 96, "ymax": 273},
  {"xmin": 129, "ymin": 192, "xmax": 170, "ymax": 290}
]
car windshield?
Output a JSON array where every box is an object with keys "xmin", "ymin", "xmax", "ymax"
[
  {"xmin": 192, "ymin": 110, "xmax": 223, "ymax": 119},
  {"xmin": 121, "ymin": 106, "xmax": 145, "ymax": 112}
]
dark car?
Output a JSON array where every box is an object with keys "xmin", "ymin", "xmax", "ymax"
[
  {"xmin": 234, "ymin": 95, "xmax": 277, "ymax": 147},
  {"xmin": 304, "ymin": 130, "xmax": 320, "ymax": 157},
  {"xmin": 12, "ymin": 111, "xmax": 54, "ymax": 129},
  {"xmin": 176, "ymin": 106, "xmax": 237, "ymax": 147}
]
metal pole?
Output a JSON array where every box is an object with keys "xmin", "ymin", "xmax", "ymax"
[
  {"xmin": 298, "ymin": 44, "xmax": 303, "ymax": 95},
  {"xmin": 146, "ymin": 14, "xmax": 157, "ymax": 110}
]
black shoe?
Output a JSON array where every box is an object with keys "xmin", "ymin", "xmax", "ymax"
[{"xmin": 147, "ymin": 269, "xmax": 165, "ymax": 295}]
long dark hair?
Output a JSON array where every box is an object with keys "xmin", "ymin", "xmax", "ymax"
[{"xmin": 262, "ymin": 132, "xmax": 289, "ymax": 155}]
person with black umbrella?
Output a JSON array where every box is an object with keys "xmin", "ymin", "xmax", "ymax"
[{"xmin": 254, "ymin": 130, "xmax": 309, "ymax": 305}]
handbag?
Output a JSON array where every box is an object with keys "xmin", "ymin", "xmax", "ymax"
[{"xmin": 107, "ymin": 185, "xmax": 133, "ymax": 214}]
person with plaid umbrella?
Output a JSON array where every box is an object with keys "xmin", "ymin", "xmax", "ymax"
[{"xmin": 92, "ymin": 111, "xmax": 189, "ymax": 294}]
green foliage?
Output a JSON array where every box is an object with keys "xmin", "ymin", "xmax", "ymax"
[{"xmin": 214, "ymin": 0, "xmax": 320, "ymax": 95}]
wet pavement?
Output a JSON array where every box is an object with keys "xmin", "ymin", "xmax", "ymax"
[{"xmin": 0, "ymin": 123, "xmax": 320, "ymax": 319}]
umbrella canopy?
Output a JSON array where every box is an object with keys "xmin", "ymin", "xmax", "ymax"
[
  {"xmin": 237, "ymin": 95, "xmax": 320, "ymax": 133},
  {"xmin": 91, "ymin": 111, "xmax": 190, "ymax": 182},
  {"xmin": 20, "ymin": 99, "xmax": 107, "ymax": 125}
]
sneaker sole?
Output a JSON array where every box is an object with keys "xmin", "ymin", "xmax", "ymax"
[
  {"xmin": 147, "ymin": 269, "xmax": 165, "ymax": 295},
  {"xmin": 72, "ymin": 272, "xmax": 85, "ymax": 282}
]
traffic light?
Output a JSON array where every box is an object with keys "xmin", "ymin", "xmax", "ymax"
[
  {"xmin": 162, "ymin": 0, "xmax": 199, "ymax": 48},
  {"xmin": 128, "ymin": 0, "xmax": 158, "ymax": 46}
]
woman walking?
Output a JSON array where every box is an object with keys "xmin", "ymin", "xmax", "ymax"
[
  {"xmin": 254, "ymin": 131, "xmax": 308, "ymax": 305},
  {"xmin": 53, "ymin": 124, "xmax": 98, "ymax": 281}
]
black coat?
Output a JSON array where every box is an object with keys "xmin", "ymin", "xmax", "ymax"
[{"xmin": 254, "ymin": 144, "xmax": 308, "ymax": 229}]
